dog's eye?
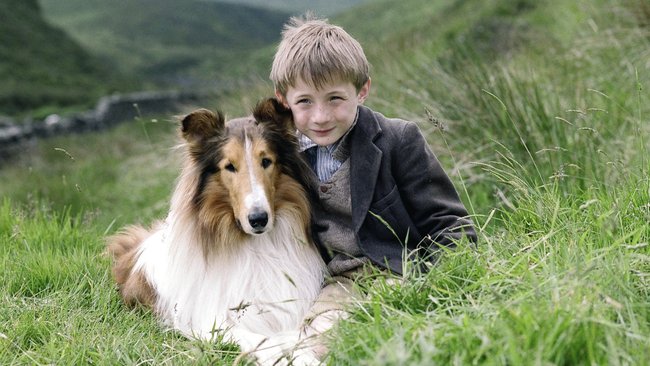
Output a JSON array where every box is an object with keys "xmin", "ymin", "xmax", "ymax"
[
  {"xmin": 225, "ymin": 163, "xmax": 236, "ymax": 172},
  {"xmin": 261, "ymin": 158, "xmax": 272, "ymax": 169}
]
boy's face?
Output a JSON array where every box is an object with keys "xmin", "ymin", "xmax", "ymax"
[{"xmin": 277, "ymin": 78, "xmax": 371, "ymax": 146}]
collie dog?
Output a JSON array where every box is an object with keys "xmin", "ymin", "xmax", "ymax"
[{"xmin": 107, "ymin": 98, "xmax": 326, "ymax": 365}]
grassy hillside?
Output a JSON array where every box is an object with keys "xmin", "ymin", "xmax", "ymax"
[
  {"xmin": 0, "ymin": 0, "xmax": 124, "ymax": 117},
  {"xmin": 339, "ymin": 0, "xmax": 649, "ymax": 196},
  {"xmin": 1, "ymin": 0, "xmax": 649, "ymax": 364},
  {"xmin": 39, "ymin": 0, "xmax": 290, "ymax": 88},
  {"xmin": 209, "ymin": 0, "xmax": 367, "ymax": 16}
]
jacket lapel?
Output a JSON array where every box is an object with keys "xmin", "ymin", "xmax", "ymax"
[{"xmin": 350, "ymin": 106, "xmax": 382, "ymax": 232}]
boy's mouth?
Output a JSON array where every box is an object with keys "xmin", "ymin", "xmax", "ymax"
[{"xmin": 312, "ymin": 127, "xmax": 334, "ymax": 136}]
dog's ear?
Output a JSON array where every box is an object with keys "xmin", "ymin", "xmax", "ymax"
[
  {"xmin": 253, "ymin": 97, "xmax": 293, "ymax": 131},
  {"xmin": 180, "ymin": 108, "xmax": 224, "ymax": 143}
]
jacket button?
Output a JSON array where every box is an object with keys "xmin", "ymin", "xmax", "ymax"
[{"xmin": 320, "ymin": 185, "xmax": 328, "ymax": 193}]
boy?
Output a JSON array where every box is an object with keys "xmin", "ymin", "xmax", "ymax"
[{"xmin": 270, "ymin": 16, "xmax": 477, "ymax": 356}]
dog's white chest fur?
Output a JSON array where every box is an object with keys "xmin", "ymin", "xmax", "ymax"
[{"xmin": 133, "ymin": 211, "xmax": 325, "ymax": 340}]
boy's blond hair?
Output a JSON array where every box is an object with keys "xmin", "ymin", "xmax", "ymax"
[{"xmin": 271, "ymin": 16, "xmax": 370, "ymax": 96}]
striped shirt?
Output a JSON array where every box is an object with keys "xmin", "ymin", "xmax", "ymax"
[{"xmin": 298, "ymin": 110, "xmax": 358, "ymax": 182}]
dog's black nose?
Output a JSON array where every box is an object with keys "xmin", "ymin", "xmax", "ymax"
[{"xmin": 248, "ymin": 211, "xmax": 268, "ymax": 230}]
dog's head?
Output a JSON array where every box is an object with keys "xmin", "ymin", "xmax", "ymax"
[{"xmin": 180, "ymin": 98, "xmax": 298, "ymax": 236}]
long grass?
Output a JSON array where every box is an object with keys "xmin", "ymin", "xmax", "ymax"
[
  {"xmin": 1, "ymin": 0, "xmax": 649, "ymax": 364},
  {"xmin": 0, "ymin": 199, "xmax": 250, "ymax": 365},
  {"xmin": 326, "ymin": 164, "xmax": 649, "ymax": 364},
  {"xmin": 322, "ymin": 1, "xmax": 650, "ymax": 364}
]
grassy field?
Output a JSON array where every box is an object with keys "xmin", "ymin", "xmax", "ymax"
[{"xmin": 1, "ymin": 0, "xmax": 649, "ymax": 364}]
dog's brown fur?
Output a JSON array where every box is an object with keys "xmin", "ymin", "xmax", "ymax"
[{"xmin": 107, "ymin": 224, "xmax": 157, "ymax": 307}]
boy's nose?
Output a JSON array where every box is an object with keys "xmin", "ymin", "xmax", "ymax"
[{"xmin": 312, "ymin": 105, "xmax": 330, "ymax": 124}]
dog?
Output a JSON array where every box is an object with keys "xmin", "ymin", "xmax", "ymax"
[{"xmin": 107, "ymin": 98, "xmax": 327, "ymax": 365}]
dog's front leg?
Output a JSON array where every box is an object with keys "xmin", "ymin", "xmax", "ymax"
[{"xmin": 299, "ymin": 272, "xmax": 361, "ymax": 359}]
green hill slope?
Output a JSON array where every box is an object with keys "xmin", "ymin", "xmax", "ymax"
[
  {"xmin": 0, "ymin": 0, "xmax": 122, "ymax": 116},
  {"xmin": 39, "ymin": 0, "xmax": 290, "ymax": 87},
  {"xmin": 335, "ymin": 0, "xmax": 648, "ymax": 173},
  {"xmin": 208, "ymin": 0, "xmax": 367, "ymax": 16},
  {"xmin": 335, "ymin": 0, "xmax": 579, "ymax": 89}
]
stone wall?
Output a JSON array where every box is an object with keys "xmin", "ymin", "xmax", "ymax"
[{"xmin": 0, "ymin": 90, "xmax": 202, "ymax": 160}]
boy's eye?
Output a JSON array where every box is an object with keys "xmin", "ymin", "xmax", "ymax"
[{"xmin": 296, "ymin": 98, "xmax": 311, "ymax": 104}]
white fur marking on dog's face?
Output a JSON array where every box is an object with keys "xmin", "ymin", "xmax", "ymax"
[{"xmin": 243, "ymin": 133, "xmax": 271, "ymax": 230}]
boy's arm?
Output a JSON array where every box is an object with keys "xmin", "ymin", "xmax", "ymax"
[{"xmin": 394, "ymin": 122, "xmax": 477, "ymax": 250}]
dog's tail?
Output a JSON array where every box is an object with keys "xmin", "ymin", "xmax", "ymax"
[{"xmin": 106, "ymin": 225, "xmax": 157, "ymax": 307}]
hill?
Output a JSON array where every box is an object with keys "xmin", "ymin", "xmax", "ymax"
[
  {"xmin": 0, "ymin": 0, "xmax": 124, "ymax": 117},
  {"xmin": 208, "ymin": 0, "xmax": 367, "ymax": 16},
  {"xmin": 39, "ymin": 0, "xmax": 291, "ymax": 88},
  {"xmin": 336, "ymin": 0, "xmax": 648, "ymax": 174}
]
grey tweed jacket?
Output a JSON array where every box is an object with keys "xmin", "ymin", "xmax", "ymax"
[{"xmin": 311, "ymin": 105, "xmax": 477, "ymax": 275}]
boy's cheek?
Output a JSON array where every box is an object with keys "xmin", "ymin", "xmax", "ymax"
[
  {"xmin": 294, "ymin": 124, "xmax": 310, "ymax": 135},
  {"xmin": 284, "ymin": 104, "xmax": 299, "ymax": 116},
  {"xmin": 291, "ymin": 115, "xmax": 310, "ymax": 133},
  {"xmin": 290, "ymin": 111, "xmax": 306, "ymax": 124}
]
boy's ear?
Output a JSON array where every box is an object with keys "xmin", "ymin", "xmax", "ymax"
[
  {"xmin": 253, "ymin": 97, "xmax": 293, "ymax": 130},
  {"xmin": 274, "ymin": 90, "xmax": 289, "ymax": 108},
  {"xmin": 358, "ymin": 78, "xmax": 371, "ymax": 104},
  {"xmin": 180, "ymin": 108, "xmax": 224, "ymax": 144}
]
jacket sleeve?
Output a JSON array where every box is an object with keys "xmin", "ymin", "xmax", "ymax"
[{"xmin": 393, "ymin": 121, "xmax": 477, "ymax": 251}]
